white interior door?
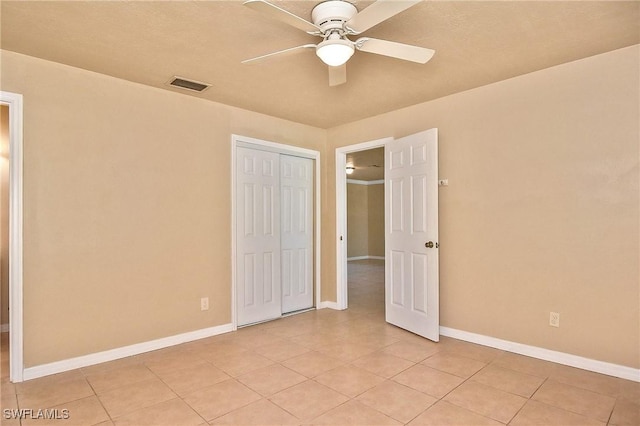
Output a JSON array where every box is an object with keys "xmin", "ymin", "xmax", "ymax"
[
  {"xmin": 281, "ymin": 155, "xmax": 314, "ymax": 313},
  {"xmin": 236, "ymin": 147, "xmax": 281, "ymax": 326},
  {"xmin": 385, "ymin": 129, "xmax": 439, "ymax": 341}
]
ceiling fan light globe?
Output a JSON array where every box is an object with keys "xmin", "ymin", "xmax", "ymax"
[{"xmin": 316, "ymin": 40, "xmax": 354, "ymax": 67}]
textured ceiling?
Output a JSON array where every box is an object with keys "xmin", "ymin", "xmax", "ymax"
[
  {"xmin": 1, "ymin": 1, "xmax": 638, "ymax": 128},
  {"xmin": 347, "ymin": 147, "xmax": 385, "ymax": 181}
]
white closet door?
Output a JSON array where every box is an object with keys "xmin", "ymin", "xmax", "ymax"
[
  {"xmin": 281, "ymin": 155, "xmax": 314, "ymax": 313},
  {"xmin": 236, "ymin": 147, "xmax": 281, "ymax": 326}
]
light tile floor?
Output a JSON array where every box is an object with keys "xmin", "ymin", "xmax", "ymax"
[{"xmin": 1, "ymin": 260, "xmax": 638, "ymax": 425}]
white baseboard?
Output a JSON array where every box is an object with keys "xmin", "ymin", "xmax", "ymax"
[
  {"xmin": 0, "ymin": 323, "xmax": 8, "ymax": 333},
  {"xmin": 317, "ymin": 301, "xmax": 341, "ymax": 310},
  {"xmin": 347, "ymin": 256, "xmax": 385, "ymax": 261},
  {"xmin": 21, "ymin": 320, "xmax": 638, "ymax": 383},
  {"xmin": 23, "ymin": 323, "xmax": 234, "ymax": 381},
  {"xmin": 440, "ymin": 326, "xmax": 640, "ymax": 383},
  {"xmin": 347, "ymin": 179, "xmax": 384, "ymax": 186}
]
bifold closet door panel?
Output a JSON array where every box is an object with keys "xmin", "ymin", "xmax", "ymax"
[
  {"xmin": 236, "ymin": 147, "xmax": 282, "ymax": 326},
  {"xmin": 281, "ymin": 155, "xmax": 314, "ymax": 313}
]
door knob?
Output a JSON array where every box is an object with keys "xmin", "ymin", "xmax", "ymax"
[{"xmin": 425, "ymin": 241, "xmax": 434, "ymax": 248}]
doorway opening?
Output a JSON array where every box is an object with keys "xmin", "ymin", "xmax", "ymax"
[
  {"xmin": 345, "ymin": 148, "xmax": 385, "ymax": 317},
  {"xmin": 336, "ymin": 130, "xmax": 440, "ymax": 341},
  {"xmin": 335, "ymin": 138, "xmax": 391, "ymax": 312}
]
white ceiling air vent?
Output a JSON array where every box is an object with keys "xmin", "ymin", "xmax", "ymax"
[{"xmin": 168, "ymin": 76, "xmax": 211, "ymax": 92}]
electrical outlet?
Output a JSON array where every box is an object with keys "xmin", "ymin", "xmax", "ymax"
[
  {"xmin": 200, "ymin": 297, "xmax": 209, "ymax": 311},
  {"xmin": 549, "ymin": 312, "xmax": 560, "ymax": 327}
]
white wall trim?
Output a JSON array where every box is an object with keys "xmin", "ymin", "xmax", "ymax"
[
  {"xmin": 440, "ymin": 326, "xmax": 640, "ymax": 382},
  {"xmin": 231, "ymin": 135, "xmax": 322, "ymax": 326},
  {"xmin": 336, "ymin": 138, "xmax": 392, "ymax": 311},
  {"xmin": 23, "ymin": 323, "xmax": 234, "ymax": 381},
  {"xmin": 317, "ymin": 301, "xmax": 341, "ymax": 310},
  {"xmin": 346, "ymin": 179, "xmax": 384, "ymax": 186},
  {"xmin": 347, "ymin": 255, "xmax": 385, "ymax": 261},
  {"xmin": 347, "ymin": 256, "xmax": 368, "ymax": 261},
  {"xmin": 335, "ymin": 151, "xmax": 347, "ymax": 310},
  {"xmin": 1, "ymin": 91, "xmax": 24, "ymax": 383}
]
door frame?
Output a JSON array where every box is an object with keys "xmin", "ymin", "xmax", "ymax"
[
  {"xmin": 335, "ymin": 137, "xmax": 392, "ymax": 310},
  {"xmin": 231, "ymin": 134, "xmax": 321, "ymax": 329},
  {"xmin": 1, "ymin": 91, "xmax": 24, "ymax": 382}
]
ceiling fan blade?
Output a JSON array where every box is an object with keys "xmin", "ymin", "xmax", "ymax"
[
  {"xmin": 244, "ymin": 0, "xmax": 321, "ymax": 34},
  {"xmin": 242, "ymin": 44, "xmax": 316, "ymax": 65},
  {"xmin": 355, "ymin": 37, "xmax": 435, "ymax": 64},
  {"xmin": 328, "ymin": 64, "xmax": 347, "ymax": 87},
  {"xmin": 345, "ymin": 0, "xmax": 421, "ymax": 34}
]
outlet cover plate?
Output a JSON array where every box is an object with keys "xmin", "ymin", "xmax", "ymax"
[{"xmin": 201, "ymin": 297, "xmax": 209, "ymax": 311}]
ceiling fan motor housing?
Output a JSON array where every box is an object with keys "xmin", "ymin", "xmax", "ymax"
[{"xmin": 311, "ymin": 0, "xmax": 357, "ymax": 33}]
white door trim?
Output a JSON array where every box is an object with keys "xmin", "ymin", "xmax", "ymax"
[
  {"xmin": 1, "ymin": 91, "xmax": 24, "ymax": 382},
  {"xmin": 231, "ymin": 134, "xmax": 321, "ymax": 329},
  {"xmin": 335, "ymin": 137, "xmax": 392, "ymax": 310}
]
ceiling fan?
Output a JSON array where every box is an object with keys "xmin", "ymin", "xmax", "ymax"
[{"xmin": 242, "ymin": 0, "xmax": 435, "ymax": 86}]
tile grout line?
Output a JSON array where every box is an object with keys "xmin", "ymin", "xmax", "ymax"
[
  {"xmin": 143, "ymin": 361, "xmax": 211, "ymax": 426},
  {"xmin": 83, "ymin": 376, "xmax": 115, "ymax": 425},
  {"xmin": 503, "ymin": 376, "xmax": 548, "ymax": 425},
  {"xmin": 529, "ymin": 377, "xmax": 618, "ymax": 424}
]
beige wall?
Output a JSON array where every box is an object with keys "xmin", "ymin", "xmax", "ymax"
[
  {"xmin": 326, "ymin": 45, "xmax": 640, "ymax": 368},
  {"xmin": 0, "ymin": 105, "xmax": 8, "ymax": 326},
  {"xmin": 1, "ymin": 44, "xmax": 638, "ymax": 371},
  {"xmin": 367, "ymin": 184, "xmax": 384, "ymax": 257},
  {"xmin": 347, "ymin": 183, "xmax": 368, "ymax": 258},
  {"xmin": 347, "ymin": 182, "xmax": 384, "ymax": 259},
  {"xmin": 0, "ymin": 50, "xmax": 325, "ymax": 367}
]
